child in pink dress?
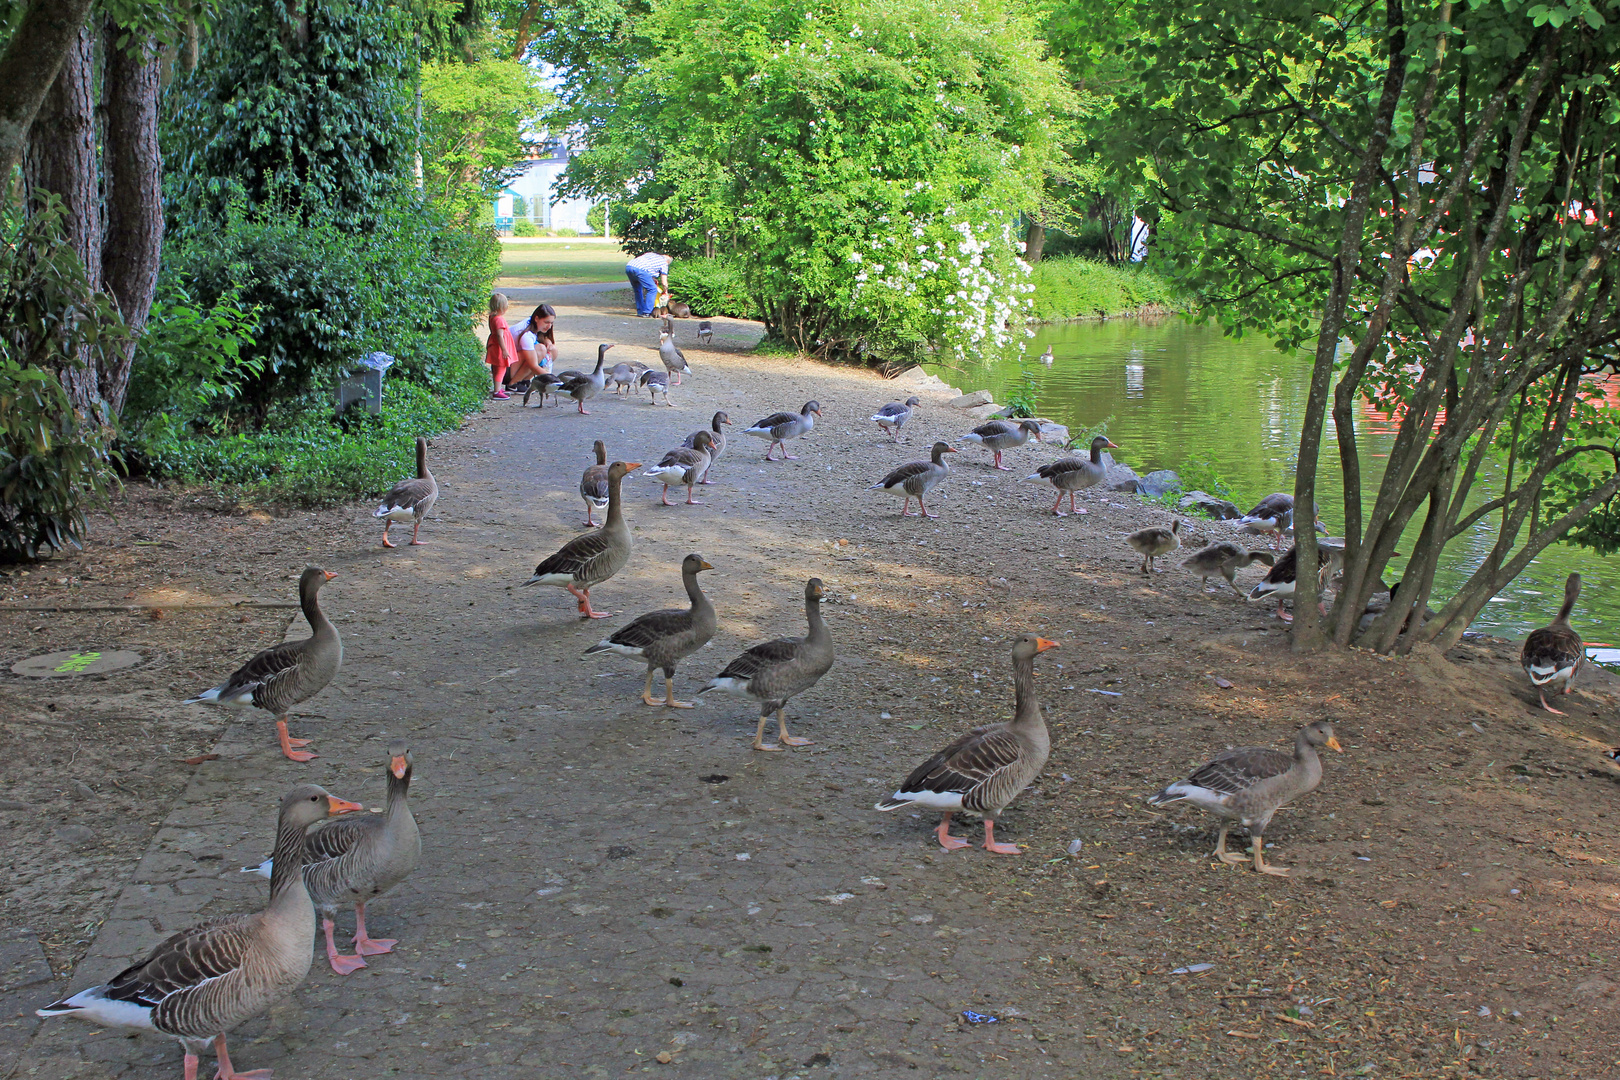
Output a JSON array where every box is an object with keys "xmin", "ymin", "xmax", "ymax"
[{"xmin": 485, "ymin": 292, "xmax": 517, "ymax": 399}]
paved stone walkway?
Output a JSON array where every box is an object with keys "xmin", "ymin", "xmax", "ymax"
[{"xmin": 12, "ymin": 287, "xmax": 1092, "ymax": 1079}]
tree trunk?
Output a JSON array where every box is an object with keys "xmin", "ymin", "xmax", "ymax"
[
  {"xmin": 100, "ymin": 23, "xmax": 164, "ymax": 416},
  {"xmin": 1023, "ymin": 221, "xmax": 1045, "ymax": 265},
  {"xmin": 24, "ymin": 23, "xmax": 102, "ymax": 411},
  {"xmin": 0, "ymin": 0, "xmax": 96, "ymax": 190}
]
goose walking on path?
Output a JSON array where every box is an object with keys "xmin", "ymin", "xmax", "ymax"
[
  {"xmin": 1147, "ymin": 722, "xmax": 1342, "ymax": 876},
  {"xmin": 697, "ymin": 320, "xmax": 713, "ymax": 344},
  {"xmin": 745, "ymin": 401, "xmax": 820, "ymax": 461},
  {"xmin": 186, "ymin": 567, "xmax": 342, "ymax": 762},
  {"xmin": 1022, "ymin": 435, "xmax": 1119, "ymax": 515},
  {"xmin": 869, "ymin": 441, "xmax": 956, "ymax": 518},
  {"xmin": 647, "ymin": 431, "xmax": 715, "ymax": 506},
  {"xmin": 1522, "ymin": 572, "xmax": 1584, "ymax": 715},
  {"xmin": 639, "ymin": 368, "xmax": 672, "ymax": 406},
  {"xmin": 559, "ymin": 343, "xmax": 613, "ymax": 414},
  {"xmin": 585, "ymin": 554, "xmax": 718, "ymax": 708},
  {"xmin": 682, "ymin": 411, "xmax": 732, "ymax": 484},
  {"xmin": 659, "ymin": 332, "xmax": 692, "ymax": 385},
  {"xmin": 522, "ymin": 371, "xmax": 563, "ymax": 407},
  {"xmin": 701, "ymin": 578, "xmax": 835, "ymax": 751},
  {"xmin": 526, "ymin": 461, "xmax": 640, "ymax": 618},
  {"xmin": 580, "ymin": 440, "xmax": 610, "ymax": 527},
  {"xmin": 1246, "ymin": 542, "xmax": 1344, "ymax": 622},
  {"xmin": 871, "ymin": 396, "xmax": 921, "ymax": 442},
  {"xmin": 374, "ymin": 437, "xmax": 438, "ymax": 547},
  {"xmin": 876, "ymin": 634, "xmax": 1058, "ymax": 854},
  {"xmin": 1181, "ymin": 542, "xmax": 1275, "ymax": 595},
  {"xmin": 242, "ymin": 744, "xmax": 420, "ymax": 975},
  {"xmin": 1126, "ymin": 519, "xmax": 1182, "ymax": 574},
  {"xmin": 960, "ymin": 419, "xmax": 1044, "ymax": 470},
  {"xmin": 37, "ymin": 785, "xmax": 363, "ymax": 1079}
]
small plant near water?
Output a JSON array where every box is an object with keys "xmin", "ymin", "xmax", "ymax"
[{"xmin": 1002, "ymin": 372, "xmax": 1039, "ymax": 419}]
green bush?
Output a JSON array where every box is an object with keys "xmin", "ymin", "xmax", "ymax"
[
  {"xmin": 673, "ymin": 257, "xmax": 755, "ymax": 320},
  {"xmin": 555, "ymin": 227, "xmax": 580, "ymax": 238},
  {"xmin": 0, "ymin": 199, "xmax": 125, "ymax": 559},
  {"xmin": 159, "ymin": 198, "xmax": 495, "ymax": 421},
  {"xmin": 143, "ymin": 334, "xmax": 486, "ymax": 505},
  {"xmin": 122, "ymin": 284, "xmax": 261, "ymax": 457},
  {"xmin": 1030, "ymin": 257, "xmax": 1183, "ymax": 321},
  {"xmin": 512, "ymin": 218, "xmax": 538, "ymax": 237}
]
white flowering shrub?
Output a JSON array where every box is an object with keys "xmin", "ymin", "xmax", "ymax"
[
  {"xmin": 561, "ymin": 0, "xmax": 1072, "ymax": 366},
  {"xmin": 845, "ymin": 208, "xmax": 1036, "ymax": 363}
]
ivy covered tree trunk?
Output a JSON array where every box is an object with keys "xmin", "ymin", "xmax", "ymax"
[
  {"xmin": 100, "ymin": 23, "xmax": 165, "ymax": 416},
  {"xmin": 1023, "ymin": 221, "xmax": 1045, "ymax": 264}
]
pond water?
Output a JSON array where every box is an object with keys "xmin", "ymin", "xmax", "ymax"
[{"xmin": 925, "ymin": 316, "xmax": 1615, "ymax": 642}]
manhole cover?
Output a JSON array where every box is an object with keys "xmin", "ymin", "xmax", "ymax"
[{"xmin": 12, "ymin": 650, "xmax": 142, "ymax": 678}]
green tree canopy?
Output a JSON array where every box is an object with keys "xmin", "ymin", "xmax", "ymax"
[{"xmin": 560, "ymin": 0, "xmax": 1074, "ymax": 363}]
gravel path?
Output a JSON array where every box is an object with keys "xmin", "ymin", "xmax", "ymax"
[{"xmin": 12, "ymin": 283, "xmax": 1620, "ymax": 1079}]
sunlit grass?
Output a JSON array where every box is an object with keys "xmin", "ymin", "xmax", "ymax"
[{"xmin": 496, "ymin": 240, "xmax": 628, "ymax": 287}]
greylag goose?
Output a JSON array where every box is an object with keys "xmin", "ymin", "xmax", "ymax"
[
  {"xmin": 523, "ymin": 371, "xmax": 563, "ymax": 407},
  {"xmin": 959, "ymin": 419, "xmax": 1045, "ymax": 470},
  {"xmin": 1126, "ymin": 519, "xmax": 1182, "ymax": 573},
  {"xmin": 682, "ymin": 411, "xmax": 732, "ymax": 483},
  {"xmin": 37, "ymin": 784, "xmax": 363, "ymax": 1078},
  {"xmin": 1351, "ymin": 580, "xmax": 1433, "ymax": 634},
  {"xmin": 697, "ymin": 320, "xmax": 713, "ymax": 344},
  {"xmin": 659, "ymin": 332, "xmax": 692, "ymax": 384},
  {"xmin": 1239, "ymin": 493, "xmax": 1294, "ymax": 549},
  {"xmin": 1021, "ymin": 434, "xmax": 1119, "ymax": 515},
  {"xmin": 868, "ymin": 441, "xmax": 956, "ymax": 518},
  {"xmin": 1038, "ymin": 345, "xmax": 1054, "ymax": 365},
  {"xmin": 1246, "ymin": 541, "xmax": 1344, "ymax": 622},
  {"xmin": 876, "ymin": 633, "xmax": 1057, "ymax": 854},
  {"xmin": 242, "ymin": 744, "xmax": 420, "ymax": 975},
  {"xmin": 1147, "ymin": 721, "xmax": 1342, "ymax": 876},
  {"xmin": 871, "ymin": 396, "xmax": 921, "ymax": 442},
  {"xmin": 647, "ymin": 431, "xmax": 715, "ymax": 506},
  {"xmin": 1522, "ymin": 572, "xmax": 1584, "ymax": 715},
  {"xmin": 525, "ymin": 460, "xmax": 640, "ymax": 618},
  {"xmin": 584, "ymin": 553, "xmax": 717, "ymax": 708},
  {"xmin": 560, "ymin": 343, "xmax": 613, "ymax": 414},
  {"xmin": 700, "ymin": 578, "xmax": 835, "ymax": 751},
  {"xmin": 639, "ymin": 368, "xmax": 672, "ymax": 406},
  {"xmin": 373, "ymin": 437, "xmax": 438, "ymax": 547},
  {"xmin": 745, "ymin": 401, "xmax": 821, "ymax": 461},
  {"xmin": 609, "ymin": 362, "xmax": 638, "ymax": 396},
  {"xmin": 660, "ymin": 314, "xmax": 675, "ymax": 335},
  {"xmin": 185, "ymin": 567, "xmax": 342, "ymax": 762},
  {"xmin": 1181, "ymin": 541, "xmax": 1275, "ymax": 595},
  {"xmin": 580, "ymin": 439, "xmax": 610, "ymax": 526}
]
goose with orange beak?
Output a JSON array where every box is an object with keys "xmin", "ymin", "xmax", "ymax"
[
  {"xmin": 1148, "ymin": 721, "xmax": 1342, "ymax": 876},
  {"xmin": 877, "ymin": 634, "xmax": 1058, "ymax": 854}
]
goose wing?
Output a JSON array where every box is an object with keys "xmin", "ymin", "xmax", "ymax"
[
  {"xmin": 1522, "ymin": 626, "xmax": 1584, "ymax": 683},
  {"xmin": 749, "ymin": 411, "xmax": 797, "ymax": 432},
  {"xmin": 1184, "ymin": 747, "xmax": 1293, "ymax": 795},
  {"xmin": 101, "ymin": 914, "xmax": 257, "ymax": 1009},
  {"xmin": 580, "ymin": 464, "xmax": 609, "ymax": 502},
  {"xmin": 534, "ymin": 529, "xmax": 616, "ymax": 580},
  {"xmin": 873, "ymin": 401, "xmax": 908, "ymax": 418},
  {"xmin": 1036, "ymin": 458, "xmax": 1086, "ymax": 480},
  {"xmin": 875, "ymin": 460, "xmax": 933, "ymax": 489},
  {"xmin": 302, "ymin": 814, "xmax": 382, "ymax": 862},
  {"xmin": 210, "ymin": 642, "xmax": 306, "ymax": 707},
  {"xmin": 970, "ymin": 420, "xmax": 1016, "ymax": 439},
  {"xmin": 1244, "ymin": 492, "xmax": 1293, "ymax": 520},
  {"xmin": 607, "ymin": 608, "xmax": 693, "ymax": 650},
  {"xmin": 657, "ymin": 447, "xmax": 705, "ymax": 469},
  {"xmin": 892, "ymin": 725, "xmax": 1024, "ymax": 800},
  {"xmin": 378, "ymin": 477, "xmax": 435, "ymax": 513},
  {"xmin": 714, "ymin": 637, "xmax": 802, "ymax": 682}
]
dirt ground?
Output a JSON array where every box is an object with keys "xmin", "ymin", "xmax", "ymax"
[{"xmin": 5, "ymin": 283, "xmax": 1620, "ymax": 1079}]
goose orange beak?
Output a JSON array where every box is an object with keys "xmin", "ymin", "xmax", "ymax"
[
  {"xmin": 1326, "ymin": 736, "xmax": 1343, "ymax": 752},
  {"xmin": 699, "ymin": 560, "xmax": 714, "ymax": 571},
  {"xmin": 1104, "ymin": 439, "xmax": 1121, "ymax": 449},
  {"xmin": 326, "ymin": 796, "xmax": 364, "ymax": 815},
  {"xmin": 389, "ymin": 755, "xmax": 409, "ymax": 778},
  {"xmin": 1036, "ymin": 637, "xmax": 1060, "ymax": 652},
  {"xmin": 323, "ymin": 570, "xmax": 337, "ymax": 581}
]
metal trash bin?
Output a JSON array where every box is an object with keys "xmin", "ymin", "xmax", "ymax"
[{"xmin": 335, "ymin": 352, "xmax": 394, "ymax": 416}]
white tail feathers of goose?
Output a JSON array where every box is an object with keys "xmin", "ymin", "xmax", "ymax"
[
  {"xmin": 876, "ymin": 789, "xmax": 964, "ymax": 811},
  {"xmin": 35, "ymin": 986, "xmax": 156, "ymax": 1029}
]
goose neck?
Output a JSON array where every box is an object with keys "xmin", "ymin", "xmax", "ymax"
[
  {"xmin": 683, "ymin": 569, "xmax": 710, "ymax": 610},
  {"xmin": 267, "ymin": 815, "xmax": 313, "ymax": 909},
  {"xmin": 603, "ymin": 472, "xmax": 628, "ymax": 528},
  {"xmin": 1010, "ymin": 655, "xmax": 1042, "ymax": 727},
  {"xmin": 804, "ymin": 596, "xmax": 827, "ymax": 641},
  {"xmin": 302, "ymin": 581, "xmax": 334, "ymax": 636}
]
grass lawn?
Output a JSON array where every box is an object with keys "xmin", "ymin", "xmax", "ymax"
[{"xmin": 496, "ymin": 239, "xmax": 628, "ymax": 287}]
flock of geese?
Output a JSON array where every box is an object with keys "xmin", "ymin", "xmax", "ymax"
[{"xmin": 32, "ymin": 334, "xmax": 1598, "ymax": 1077}]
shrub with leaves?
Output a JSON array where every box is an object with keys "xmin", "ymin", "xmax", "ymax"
[{"xmin": 0, "ymin": 200, "xmax": 125, "ymax": 559}]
